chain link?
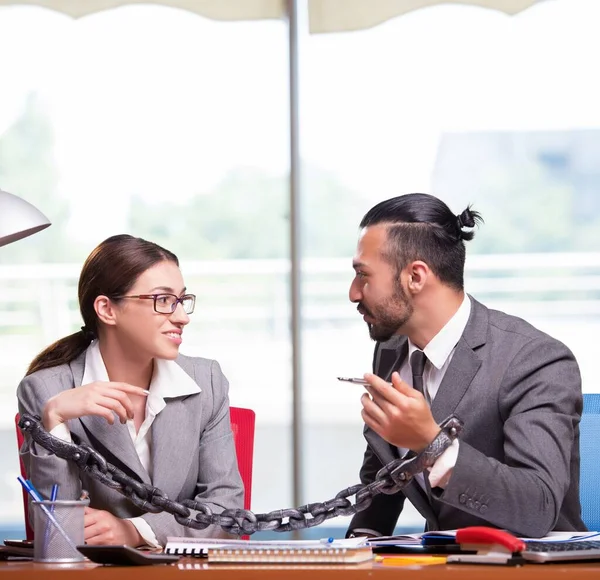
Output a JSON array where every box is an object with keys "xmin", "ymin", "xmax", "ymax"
[{"xmin": 18, "ymin": 412, "xmax": 462, "ymax": 535}]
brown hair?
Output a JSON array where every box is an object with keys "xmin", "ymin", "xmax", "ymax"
[{"xmin": 27, "ymin": 234, "xmax": 179, "ymax": 375}]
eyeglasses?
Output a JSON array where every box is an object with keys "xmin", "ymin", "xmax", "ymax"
[{"xmin": 117, "ymin": 293, "xmax": 196, "ymax": 314}]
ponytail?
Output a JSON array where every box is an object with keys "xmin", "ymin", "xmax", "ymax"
[
  {"xmin": 26, "ymin": 234, "xmax": 180, "ymax": 376},
  {"xmin": 26, "ymin": 329, "xmax": 94, "ymax": 376}
]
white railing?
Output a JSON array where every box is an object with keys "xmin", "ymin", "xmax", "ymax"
[
  {"xmin": 1, "ymin": 253, "xmax": 599, "ymax": 524},
  {"xmin": 1, "ymin": 252, "xmax": 599, "ymax": 406}
]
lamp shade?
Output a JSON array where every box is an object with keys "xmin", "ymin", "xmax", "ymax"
[{"xmin": 0, "ymin": 189, "xmax": 51, "ymax": 248}]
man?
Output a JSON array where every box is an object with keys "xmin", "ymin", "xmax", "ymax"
[{"xmin": 347, "ymin": 193, "xmax": 584, "ymax": 538}]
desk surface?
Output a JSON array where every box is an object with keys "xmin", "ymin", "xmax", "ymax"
[{"xmin": 2, "ymin": 558, "xmax": 600, "ymax": 578}]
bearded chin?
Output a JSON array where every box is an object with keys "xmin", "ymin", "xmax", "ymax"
[
  {"xmin": 363, "ymin": 289, "xmax": 413, "ymax": 343},
  {"xmin": 367, "ymin": 322, "xmax": 396, "ymax": 343}
]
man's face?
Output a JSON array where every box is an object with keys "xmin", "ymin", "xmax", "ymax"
[{"xmin": 349, "ymin": 225, "xmax": 413, "ymax": 342}]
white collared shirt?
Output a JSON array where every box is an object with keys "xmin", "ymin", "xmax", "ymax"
[
  {"xmin": 51, "ymin": 340, "xmax": 201, "ymax": 547},
  {"xmin": 398, "ymin": 294, "xmax": 472, "ymax": 489}
]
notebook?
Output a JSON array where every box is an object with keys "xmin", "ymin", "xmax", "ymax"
[{"xmin": 165, "ymin": 537, "xmax": 373, "ymax": 564}]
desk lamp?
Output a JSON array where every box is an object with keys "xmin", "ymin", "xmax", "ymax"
[{"xmin": 0, "ymin": 188, "xmax": 51, "ymax": 247}]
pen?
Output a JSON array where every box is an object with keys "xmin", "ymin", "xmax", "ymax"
[
  {"xmin": 337, "ymin": 377, "xmax": 370, "ymax": 385},
  {"xmin": 22, "ymin": 478, "xmax": 43, "ymax": 501},
  {"xmin": 319, "ymin": 537, "xmax": 335, "ymax": 546},
  {"xmin": 17, "ymin": 476, "xmax": 77, "ymax": 550},
  {"xmin": 45, "ymin": 483, "xmax": 60, "ymax": 546}
]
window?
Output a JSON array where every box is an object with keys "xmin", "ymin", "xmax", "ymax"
[{"xmin": 1, "ymin": 0, "xmax": 599, "ymax": 539}]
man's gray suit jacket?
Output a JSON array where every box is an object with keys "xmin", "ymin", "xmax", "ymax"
[
  {"xmin": 17, "ymin": 351, "xmax": 244, "ymax": 546},
  {"xmin": 348, "ymin": 296, "xmax": 585, "ymax": 538}
]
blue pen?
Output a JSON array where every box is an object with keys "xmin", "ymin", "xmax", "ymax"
[
  {"xmin": 17, "ymin": 477, "xmax": 77, "ymax": 550},
  {"xmin": 22, "ymin": 478, "xmax": 43, "ymax": 501},
  {"xmin": 44, "ymin": 483, "xmax": 60, "ymax": 545},
  {"xmin": 320, "ymin": 537, "xmax": 335, "ymax": 546}
]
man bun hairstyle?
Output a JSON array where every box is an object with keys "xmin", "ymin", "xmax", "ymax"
[
  {"xmin": 456, "ymin": 206, "xmax": 480, "ymax": 241},
  {"xmin": 360, "ymin": 193, "xmax": 483, "ymax": 290}
]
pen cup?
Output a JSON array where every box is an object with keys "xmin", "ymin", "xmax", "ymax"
[{"xmin": 32, "ymin": 499, "xmax": 89, "ymax": 563}]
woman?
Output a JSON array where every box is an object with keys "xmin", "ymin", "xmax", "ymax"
[{"xmin": 17, "ymin": 234, "xmax": 244, "ymax": 547}]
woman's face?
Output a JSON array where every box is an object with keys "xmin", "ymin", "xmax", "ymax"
[{"xmin": 111, "ymin": 260, "xmax": 191, "ymax": 361}]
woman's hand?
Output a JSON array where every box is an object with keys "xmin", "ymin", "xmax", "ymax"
[
  {"xmin": 42, "ymin": 381, "xmax": 149, "ymax": 430},
  {"xmin": 84, "ymin": 507, "xmax": 144, "ymax": 546}
]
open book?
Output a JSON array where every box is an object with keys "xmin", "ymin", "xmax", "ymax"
[{"xmin": 165, "ymin": 537, "xmax": 373, "ymax": 564}]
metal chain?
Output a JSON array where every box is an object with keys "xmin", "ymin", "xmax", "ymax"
[{"xmin": 18, "ymin": 412, "xmax": 462, "ymax": 536}]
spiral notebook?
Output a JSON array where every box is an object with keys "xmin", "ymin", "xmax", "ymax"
[{"xmin": 165, "ymin": 537, "xmax": 373, "ymax": 564}]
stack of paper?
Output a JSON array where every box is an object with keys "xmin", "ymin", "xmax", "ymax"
[
  {"xmin": 367, "ymin": 529, "xmax": 599, "ymax": 549},
  {"xmin": 367, "ymin": 531, "xmax": 460, "ymax": 548},
  {"xmin": 165, "ymin": 537, "xmax": 373, "ymax": 564}
]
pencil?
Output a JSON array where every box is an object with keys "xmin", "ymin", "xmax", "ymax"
[{"xmin": 375, "ymin": 555, "xmax": 447, "ymax": 566}]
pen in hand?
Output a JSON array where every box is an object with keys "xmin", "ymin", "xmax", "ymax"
[
  {"xmin": 337, "ymin": 377, "xmax": 370, "ymax": 385},
  {"xmin": 337, "ymin": 377, "xmax": 393, "ymax": 386}
]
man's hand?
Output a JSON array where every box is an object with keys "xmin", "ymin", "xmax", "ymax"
[
  {"xmin": 84, "ymin": 507, "xmax": 143, "ymax": 546},
  {"xmin": 360, "ymin": 371, "xmax": 439, "ymax": 451}
]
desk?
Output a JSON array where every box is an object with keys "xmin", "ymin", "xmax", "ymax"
[{"xmin": 2, "ymin": 558, "xmax": 600, "ymax": 578}]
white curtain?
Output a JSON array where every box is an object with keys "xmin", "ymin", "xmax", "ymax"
[
  {"xmin": 0, "ymin": 0, "xmax": 542, "ymax": 29},
  {"xmin": 0, "ymin": 0, "xmax": 285, "ymax": 20},
  {"xmin": 308, "ymin": 0, "xmax": 541, "ymax": 33}
]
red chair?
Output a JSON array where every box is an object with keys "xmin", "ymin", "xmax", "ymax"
[
  {"xmin": 15, "ymin": 406, "xmax": 255, "ymax": 540},
  {"xmin": 229, "ymin": 407, "xmax": 255, "ymax": 512},
  {"xmin": 14, "ymin": 415, "xmax": 34, "ymax": 541}
]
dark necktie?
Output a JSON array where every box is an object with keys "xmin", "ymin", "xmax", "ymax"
[
  {"xmin": 410, "ymin": 349, "xmax": 433, "ymax": 497},
  {"xmin": 410, "ymin": 349, "xmax": 428, "ymax": 402}
]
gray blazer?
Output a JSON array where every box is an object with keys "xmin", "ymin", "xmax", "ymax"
[
  {"xmin": 348, "ymin": 296, "xmax": 585, "ymax": 538},
  {"xmin": 17, "ymin": 351, "xmax": 244, "ymax": 546}
]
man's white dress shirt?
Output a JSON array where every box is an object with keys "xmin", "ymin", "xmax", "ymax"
[{"xmin": 398, "ymin": 294, "xmax": 471, "ymax": 488}]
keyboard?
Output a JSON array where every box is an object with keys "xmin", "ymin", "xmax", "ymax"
[{"xmin": 522, "ymin": 540, "xmax": 600, "ymax": 563}]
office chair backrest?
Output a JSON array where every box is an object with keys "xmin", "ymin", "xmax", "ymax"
[
  {"xmin": 581, "ymin": 393, "xmax": 600, "ymax": 532},
  {"xmin": 15, "ymin": 406, "xmax": 255, "ymax": 540},
  {"xmin": 14, "ymin": 414, "xmax": 33, "ymax": 541},
  {"xmin": 229, "ymin": 407, "xmax": 255, "ymax": 512}
]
